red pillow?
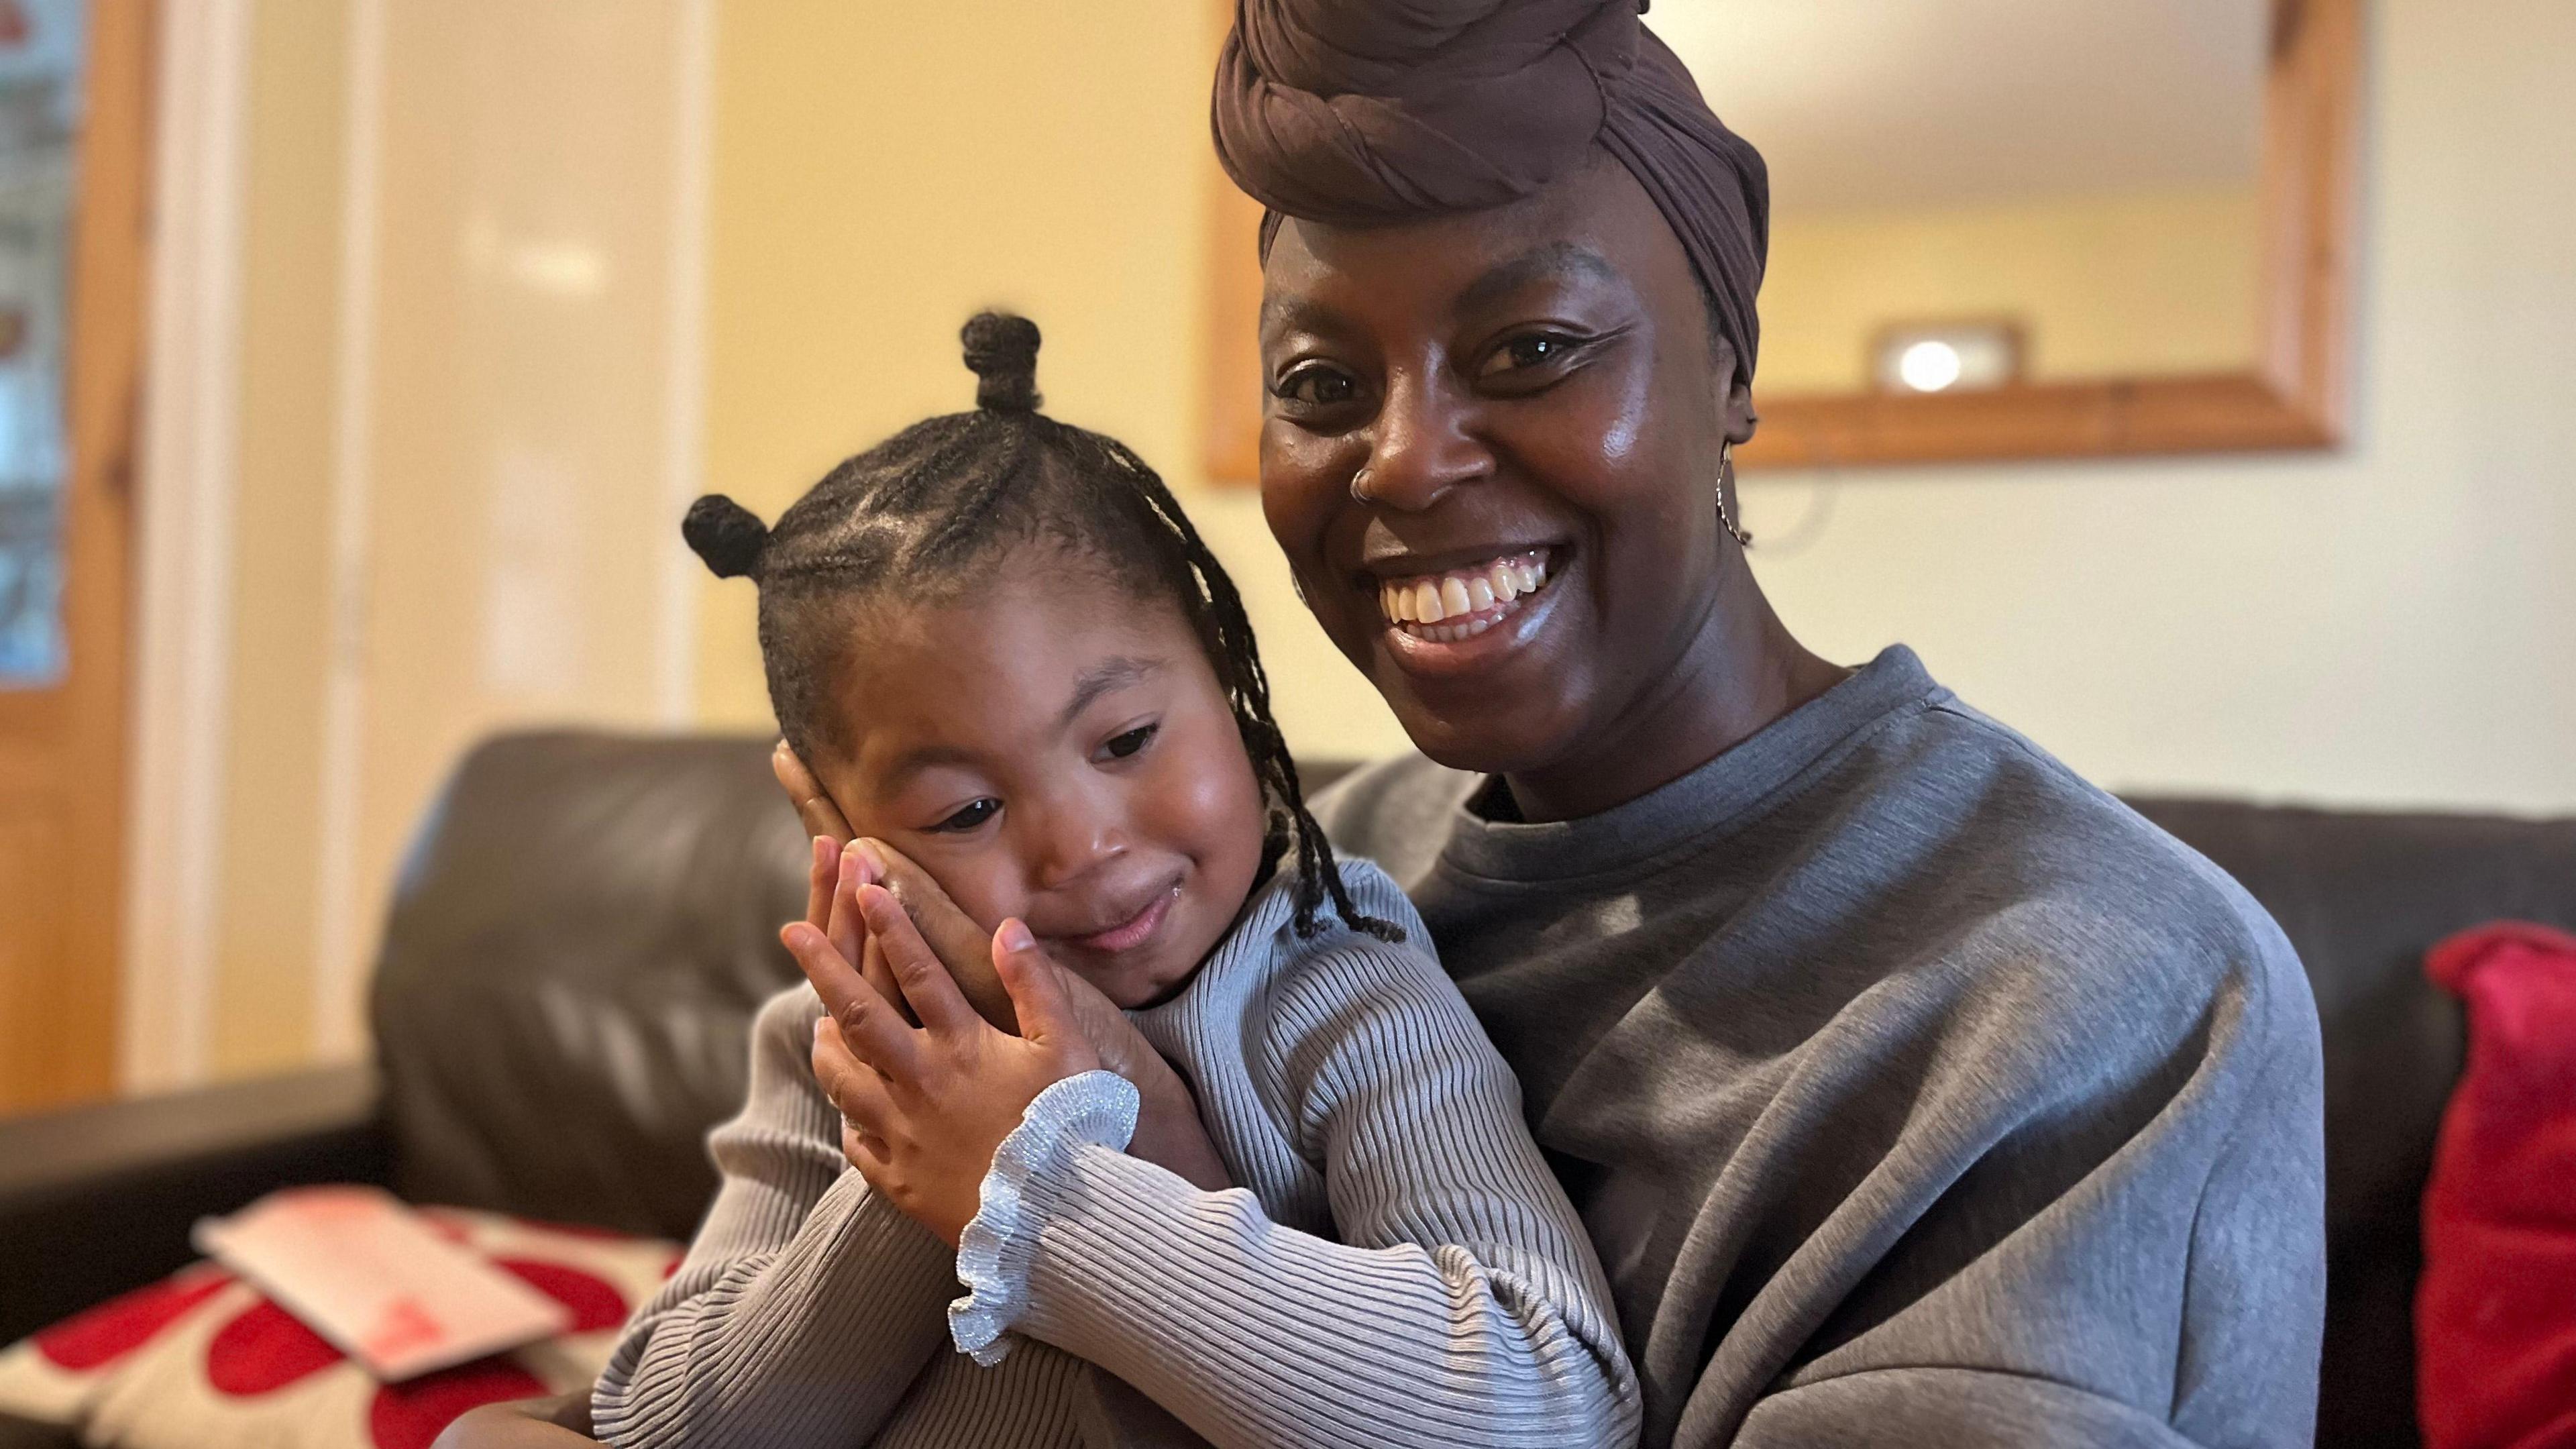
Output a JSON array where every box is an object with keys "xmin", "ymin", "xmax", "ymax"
[
  {"xmin": 2418, "ymin": 923, "xmax": 2576, "ymax": 1449},
  {"xmin": 0, "ymin": 1203, "xmax": 679, "ymax": 1449}
]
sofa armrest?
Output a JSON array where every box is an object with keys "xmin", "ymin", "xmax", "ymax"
[{"xmin": 0, "ymin": 1065, "xmax": 392, "ymax": 1343}]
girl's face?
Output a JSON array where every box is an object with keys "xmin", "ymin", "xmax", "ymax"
[
  {"xmin": 808, "ymin": 551, "xmax": 1268, "ymax": 1008},
  {"xmin": 1254, "ymin": 157, "xmax": 1752, "ymax": 781}
]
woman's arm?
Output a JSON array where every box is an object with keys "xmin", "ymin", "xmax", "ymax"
[
  {"xmin": 433, "ymin": 1393, "xmax": 597, "ymax": 1449},
  {"xmin": 586, "ymin": 987, "xmax": 955, "ymax": 1448}
]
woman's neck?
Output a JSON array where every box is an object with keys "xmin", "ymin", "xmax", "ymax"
[{"xmin": 1500, "ymin": 561, "xmax": 1845, "ymax": 824}]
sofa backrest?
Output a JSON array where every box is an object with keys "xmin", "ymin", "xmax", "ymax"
[
  {"xmin": 2124, "ymin": 797, "xmax": 2576, "ymax": 1448},
  {"xmin": 371, "ymin": 734, "xmax": 1360, "ymax": 1244},
  {"xmin": 372, "ymin": 733, "xmax": 2576, "ymax": 1446},
  {"xmin": 373, "ymin": 733, "xmax": 809, "ymax": 1239}
]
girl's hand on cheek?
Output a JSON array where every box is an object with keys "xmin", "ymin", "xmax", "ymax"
[
  {"xmin": 787, "ymin": 890, "xmax": 1101, "ymax": 1247},
  {"xmin": 775, "ymin": 740, "xmax": 854, "ymax": 850},
  {"xmin": 854, "ymin": 845, "xmax": 1234, "ymax": 1191},
  {"xmin": 794, "ymin": 835, "xmax": 1235, "ymax": 1193}
]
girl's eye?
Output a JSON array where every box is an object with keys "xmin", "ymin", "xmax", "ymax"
[
  {"xmin": 1479, "ymin": 331, "xmax": 1584, "ymax": 378},
  {"xmin": 928, "ymin": 798, "xmax": 999, "ymax": 833},
  {"xmin": 1276, "ymin": 364, "xmax": 1358, "ymax": 408},
  {"xmin": 1101, "ymin": 724, "xmax": 1158, "ymax": 761}
]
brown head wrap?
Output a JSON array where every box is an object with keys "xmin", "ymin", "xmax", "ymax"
[{"xmin": 1214, "ymin": 1, "xmax": 1769, "ymax": 387}]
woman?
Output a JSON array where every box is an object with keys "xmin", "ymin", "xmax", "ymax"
[
  {"xmin": 1206, "ymin": 5, "xmax": 2326, "ymax": 1442},
  {"xmin": 456, "ymin": 3, "xmax": 2325, "ymax": 1446},
  {"xmin": 825, "ymin": 1, "xmax": 2322, "ymax": 1442}
]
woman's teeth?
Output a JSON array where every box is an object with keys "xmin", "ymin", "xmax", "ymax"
[{"xmin": 1377, "ymin": 549, "xmax": 1550, "ymax": 641}]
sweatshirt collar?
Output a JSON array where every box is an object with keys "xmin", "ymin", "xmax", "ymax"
[{"xmin": 1433, "ymin": 645, "xmax": 1942, "ymax": 885}]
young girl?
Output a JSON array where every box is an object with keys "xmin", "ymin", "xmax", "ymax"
[{"xmin": 581, "ymin": 315, "xmax": 1638, "ymax": 1448}]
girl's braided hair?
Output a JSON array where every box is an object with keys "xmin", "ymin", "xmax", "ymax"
[{"xmin": 684, "ymin": 311, "xmax": 1399, "ymax": 943}]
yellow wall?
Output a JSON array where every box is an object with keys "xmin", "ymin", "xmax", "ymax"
[
  {"xmin": 688, "ymin": 0, "xmax": 2576, "ymax": 806},
  {"xmin": 172, "ymin": 0, "xmax": 2576, "ymax": 1091},
  {"xmin": 694, "ymin": 0, "xmax": 2576, "ymax": 812},
  {"xmin": 695, "ymin": 0, "xmax": 1211, "ymax": 722},
  {"xmin": 1757, "ymin": 186, "xmax": 2261, "ymax": 394},
  {"xmin": 1739, "ymin": 0, "xmax": 2576, "ymax": 812},
  {"xmin": 690, "ymin": 0, "xmax": 1411, "ymax": 761}
]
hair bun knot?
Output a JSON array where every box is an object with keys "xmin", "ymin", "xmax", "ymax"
[
  {"xmin": 961, "ymin": 311, "xmax": 1042, "ymax": 412},
  {"xmin": 682, "ymin": 493, "xmax": 769, "ymax": 578}
]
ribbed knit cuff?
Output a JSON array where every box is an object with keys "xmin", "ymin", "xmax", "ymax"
[{"xmin": 948, "ymin": 1069, "xmax": 1138, "ymax": 1366}]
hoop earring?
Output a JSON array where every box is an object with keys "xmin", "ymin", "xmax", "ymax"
[{"xmin": 1717, "ymin": 441, "xmax": 1753, "ymax": 547}]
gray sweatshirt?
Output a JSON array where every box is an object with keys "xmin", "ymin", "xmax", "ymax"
[
  {"xmin": 1313, "ymin": 645, "xmax": 2328, "ymax": 1448},
  {"xmin": 591, "ymin": 861, "xmax": 1640, "ymax": 1448}
]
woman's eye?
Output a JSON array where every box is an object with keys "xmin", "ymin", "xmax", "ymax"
[
  {"xmin": 1480, "ymin": 331, "xmax": 1582, "ymax": 378},
  {"xmin": 1102, "ymin": 724, "xmax": 1159, "ymax": 761},
  {"xmin": 1277, "ymin": 364, "xmax": 1358, "ymax": 407},
  {"xmin": 928, "ymin": 798, "xmax": 999, "ymax": 833}
]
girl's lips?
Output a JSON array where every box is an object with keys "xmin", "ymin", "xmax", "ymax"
[{"xmin": 1063, "ymin": 883, "xmax": 1181, "ymax": 955}]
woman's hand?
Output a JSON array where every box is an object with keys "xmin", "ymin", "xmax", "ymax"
[
  {"xmin": 774, "ymin": 741, "xmax": 1232, "ymax": 1191},
  {"xmin": 429, "ymin": 1393, "xmax": 597, "ymax": 1448},
  {"xmin": 802, "ymin": 832, "xmax": 1015, "ymax": 1030},
  {"xmin": 788, "ymin": 894, "xmax": 1102, "ymax": 1245},
  {"xmin": 782, "ymin": 741, "xmax": 1010, "ymax": 1028}
]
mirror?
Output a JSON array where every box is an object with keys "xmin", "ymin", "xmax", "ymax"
[{"xmin": 1199, "ymin": 0, "xmax": 2357, "ymax": 479}]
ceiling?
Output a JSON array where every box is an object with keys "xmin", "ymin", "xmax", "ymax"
[{"xmin": 1647, "ymin": 0, "xmax": 2270, "ymax": 214}]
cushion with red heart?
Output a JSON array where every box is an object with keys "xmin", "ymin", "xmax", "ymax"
[{"xmin": 0, "ymin": 1204, "xmax": 678, "ymax": 1449}]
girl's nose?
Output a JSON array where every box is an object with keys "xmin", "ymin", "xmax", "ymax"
[{"xmin": 1026, "ymin": 794, "xmax": 1126, "ymax": 892}]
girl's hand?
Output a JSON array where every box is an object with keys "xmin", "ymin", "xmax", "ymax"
[
  {"xmin": 783, "ymin": 740, "xmax": 1016, "ymax": 1028},
  {"xmin": 775, "ymin": 742, "xmax": 1232, "ymax": 1190},
  {"xmin": 803, "ymin": 833, "xmax": 1012, "ymax": 1030},
  {"xmin": 775, "ymin": 737, "xmax": 855, "ymax": 845},
  {"xmin": 788, "ymin": 894, "xmax": 1101, "ymax": 1246}
]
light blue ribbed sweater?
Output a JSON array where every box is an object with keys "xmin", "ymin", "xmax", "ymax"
[{"xmin": 592, "ymin": 861, "xmax": 1640, "ymax": 1449}]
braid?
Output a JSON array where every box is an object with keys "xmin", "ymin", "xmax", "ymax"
[
  {"xmin": 684, "ymin": 310, "xmax": 1401, "ymax": 945},
  {"xmin": 1087, "ymin": 435, "xmax": 1402, "ymax": 942}
]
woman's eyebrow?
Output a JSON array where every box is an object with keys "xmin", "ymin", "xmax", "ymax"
[
  {"xmin": 1454, "ymin": 242, "xmax": 1618, "ymax": 315},
  {"xmin": 1260, "ymin": 291, "xmax": 1346, "ymax": 342},
  {"xmin": 1057, "ymin": 654, "xmax": 1163, "ymax": 729}
]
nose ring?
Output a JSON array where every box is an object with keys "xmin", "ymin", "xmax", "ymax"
[{"xmin": 1349, "ymin": 466, "xmax": 1375, "ymax": 502}]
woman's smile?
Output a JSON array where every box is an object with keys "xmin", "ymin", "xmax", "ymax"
[{"xmin": 1365, "ymin": 545, "xmax": 1570, "ymax": 674}]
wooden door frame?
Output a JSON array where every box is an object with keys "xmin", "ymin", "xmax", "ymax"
[{"xmin": 0, "ymin": 0, "xmax": 154, "ymax": 1112}]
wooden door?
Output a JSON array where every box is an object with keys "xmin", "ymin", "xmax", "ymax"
[{"xmin": 0, "ymin": 0, "xmax": 150, "ymax": 1114}]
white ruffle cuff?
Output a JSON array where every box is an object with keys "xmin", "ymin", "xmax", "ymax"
[{"xmin": 948, "ymin": 1068, "xmax": 1140, "ymax": 1365}]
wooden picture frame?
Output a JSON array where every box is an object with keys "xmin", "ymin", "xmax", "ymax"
[{"xmin": 1199, "ymin": 0, "xmax": 2359, "ymax": 481}]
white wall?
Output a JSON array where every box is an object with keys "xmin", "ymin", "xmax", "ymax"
[
  {"xmin": 1733, "ymin": 0, "xmax": 2575, "ymax": 814},
  {"xmin": 147, "ymin": 0, "xmax": 2573, "ymax": 1091},
  {"xmin": 1199, "ymin": 0, "xmax": 2576, "ymax": 814},
  {"xmin": 148, "ymin": 0, "xmax": 714, "ymax": 1083}
]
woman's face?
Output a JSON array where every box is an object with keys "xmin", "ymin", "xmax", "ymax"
[
  {"xmin": 808, "ymin": 553, "xmax": 1267, "ymax": 1008},
  {"xmin": 1257, "ymin": 158, "xmax": 1752, "ymax": 779}
]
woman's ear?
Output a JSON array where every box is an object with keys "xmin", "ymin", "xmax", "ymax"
[
  {"xmin": 1705, "ymin": 335, "xmax": 1758, "ymax": 447},
  {"xmin": 1724, "ymin": 380, "xmax": 1759, "ymax": 448}
]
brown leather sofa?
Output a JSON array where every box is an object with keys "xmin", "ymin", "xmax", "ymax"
[{"xmin": 4, "ymin": 731, "xmax": 2571, "ymax": 1449}]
